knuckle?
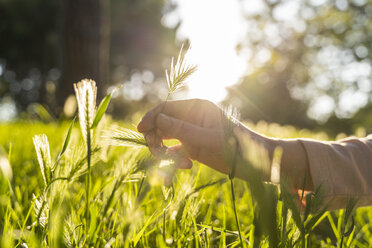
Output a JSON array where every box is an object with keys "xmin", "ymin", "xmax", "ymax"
[
  {"xmin": 156, "ymin": 101, "xmax": 167, "ymax": 111},
  {"xmin": 191, "ymin": 98, "xmax": 207, "ymax": 106},
  {"xmin": 193, "ymin": 98, "xmax": 217, "ymax": 111}
]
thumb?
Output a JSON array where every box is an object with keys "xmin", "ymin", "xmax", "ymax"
[{"xmin": 156, "ymin": 113, "xmax": 223, "ymax": 149}]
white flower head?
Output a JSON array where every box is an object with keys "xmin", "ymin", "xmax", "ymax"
[
  {"xmin": 74, "ymin": 79, "xmax": 97, "ymax": 142},
  {"xmin": 33, "ymin": 134, "xmax": 51, "ymax": 185}
]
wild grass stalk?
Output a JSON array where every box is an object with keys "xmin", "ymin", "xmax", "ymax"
[
  {"xmin": 226, "ymin": 118, "xmax": 284, "ymax": 247},
  {"xmin": 74, "ymin": 79, "xmax": 97, "ymax": 237},
  {"xmin": 223, "ymin": 108, "xmax": 244, "ymax": 247},
  {"xmin": 32, "ymin": 118, "xmax": 77, "ymax": 246},
  {"xmin": 33, "ymin": 134, "xmax": 52, "ymax": 186},
  {"xmin": 230, "ymin": 177, "xmax": 244, "ymax": 247},
  {"xmin": 156, "ymin": 44, "xmax": 197, "ymax": 150},
  {"xmin": 5, "ymin": 43, "xmax": 371, "ymax": 247},
  {"xmin": 103, "ymin": 127, "xmax": 148, "ymax": 147},
  {"xmin": 165, "ymin": 44, "xmax": 197, "ymax": 100},
  {"xmin": 229, "ymin": 143, "xmax": 244, "ymax": 247}
]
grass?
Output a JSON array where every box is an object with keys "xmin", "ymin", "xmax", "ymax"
[
  {"xmin": 0, "ymin": 118, "xmax": 371, "ymax": 247},
  {"xmin": 0, "ymin": 47, "xmax": 371, "ymax": 247}
]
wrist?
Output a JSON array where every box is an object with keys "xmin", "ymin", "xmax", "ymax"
[
  {"xmin": 233, "ymin": 122, "xmax": 277, "ymax": 181},
  {"xmin": 275, "ymin": 139, "xmax": 313, "ymax": 190},
  {"xmin": 230, "ymin": 121, "xmax": 313, "ymax": 190}
]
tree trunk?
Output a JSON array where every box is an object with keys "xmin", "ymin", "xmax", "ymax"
[{"xmin": 58, "ymin": 0, "xmax": 110, "ymax": 111}]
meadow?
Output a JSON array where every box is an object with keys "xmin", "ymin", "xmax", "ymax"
[
  {"xmin": 1, "ymin": 49, "xmax": 372, "ymax": 248},
  {"xmin": 1, "ymin": 115, "xmax": 372, "ymax": 247}
]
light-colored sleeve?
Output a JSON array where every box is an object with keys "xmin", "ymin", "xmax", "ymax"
[{"xmin": 298, "ymin": 135, "xmax": 372, "ymax": 209}]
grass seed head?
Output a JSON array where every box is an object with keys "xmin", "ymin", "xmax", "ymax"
[
  {"xmin": 33, "ymin": 134, "xmax": 52, "ymax": 185},
  {"xmin": 165, "ymin": 44, "xmax": 198, "ymax": 95},
  {"xmin": 33, "ymin": 194, "xmax": 49, "ymax": 228},
  {"xmin": 0, "ymin": 156, "xmax": 12, "ymax": 181},
  {"xmin": 74, "ymin": 79, "xmax": 97, "ymax": 142},
  {"xmin": 102, "ymin": 126, "xmax": 148, "ymax": 147}
]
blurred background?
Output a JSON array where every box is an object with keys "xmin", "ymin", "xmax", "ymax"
[{"xmin": 0, "ymin": 0, "xmax": 371, "ymax": 137}]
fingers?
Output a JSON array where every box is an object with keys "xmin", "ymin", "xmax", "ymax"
[
  {"xmin": 137, "ymin": 99, "xmax": 212, "ymax": 133},
  {"xmin": 144, "ymin": 128, "xmax": 195, "ymax": 168},
  {"xmin": 156, "ymin": 113, "xmax": 223, "ymax": 150},
  {"xmin": 137, "ymin": 103, "xmax": 163, "ymax": 133},
  {"xmin": 165, "ymin": 144, "xmax": 193, "ymax": 169},
  {"xmin": 144, "ymin": 131, "xmax": 164, "ymax": 156}
]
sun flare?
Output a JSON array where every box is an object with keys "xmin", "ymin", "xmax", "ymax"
[{"xmin": 164, "ymin": 0, "xmax": 250, "ymax": 103}]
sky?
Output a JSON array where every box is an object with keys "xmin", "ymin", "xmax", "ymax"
[
  {"xmin": 162, "ymin": 0, "xmax": 251, "ymax": 103},
  {"xmin": 162, "ymin": 0, "xmax": 299, "ymax": 104},
  {"xmin": 162, "ymin": 0, "xmax": 372, "ymax": 122}
]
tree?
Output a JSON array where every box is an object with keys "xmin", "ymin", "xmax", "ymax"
[
  {"xmin": 0, "ymin": 0, "xmax": 178, "ymax": 117},
  {"xmin": 225, "ymin": 0, "xmax": 372, "ymax": 134},
  {"xmin": 0, "ymin": 0, "xmax": 59, "ymax": 110},
  {"xmin": 58, "ymin": 0, "xmax": 110, "ymax": 108}
]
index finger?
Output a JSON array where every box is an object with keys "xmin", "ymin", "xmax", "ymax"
[{"xmin": 137, "ymin": 99, "xmax": 203, "ymax": 133}]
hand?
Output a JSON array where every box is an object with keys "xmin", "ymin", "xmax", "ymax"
[
  {"xmin": 137, "ymin": 98, "xmax": 314, "ymax": 190},
  {"xmin": 137, "ymin": 99, "xmax": 231, "ymax": 174}
]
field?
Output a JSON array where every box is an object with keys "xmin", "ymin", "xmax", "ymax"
[
  {"xmin": 0, "ymin": 59, "xmax": 370, "ymax": 247},
  {"xmin": 1, "ymin": 114, "xmax": 372, "ymax": 247}
]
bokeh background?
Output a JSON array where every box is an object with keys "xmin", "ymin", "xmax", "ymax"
[{"xmin": 1, "ymin": 0, "xmax": 371, "ymax": 137}]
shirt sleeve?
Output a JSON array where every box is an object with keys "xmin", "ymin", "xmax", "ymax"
[{"xmin": 298, "ymin": 135, "xmax": 372, "ymax": 209}]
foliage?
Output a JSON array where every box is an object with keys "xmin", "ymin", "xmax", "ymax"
[
  {"xmin": 0, "ymin": 0, "xmax": 178, "ymax": 112},
  {"xmin": 224, "ymin": 0, "xmax": 372, "ymax": 135},
  {"xmin": 1, "ymin": 118, "xmax": 370, "ymax": 247},
  {"xmin": 0, "ymin": 83, "xmax": 369, "ymax": 247}
]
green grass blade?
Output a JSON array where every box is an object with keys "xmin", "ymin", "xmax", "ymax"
[
  {"xmin": 337, "ymin": 209, "xmax": 344, "ymax": 234},
  {"xmin": 327, "ymin": 212, "xmax": 340, "ymax": 240},
  {"xmin": 133, "ymin": 211, "xmax": 159, "ymax": 247},
  {"xmin": 304, "ymin": 208, "xmax": 328, "ymax": 232},
  {"xmin": 91, "ymin": 94, "xmax": 111, "ymax": 129},
  {"xmin": 280, "ymin": 182, "xmax": 304, "ymax": 234},
  {"xmin": 346, "ymin": 224, "xmax": 356, "ymax": 247},
  {"xmin": 61, "ymin": 117, "xmax": 75, "ymax": 155},
  {"xmin": 91, "ymin": 86, "xmax": 121, "ymax": 129}
]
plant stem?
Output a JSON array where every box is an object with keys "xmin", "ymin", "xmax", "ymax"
[
  {"xmin": 230, "ymin": 178, "xmax": 244, "ymax": 247},
  {"xmin": 163, "ymin": 209, "xmax": 166, "ymax": 242},
  {"xmin": 136, "ymin": 172, "xmax": 146, "ymax": 199},
  {"xmin": 85, "ymin": 94, "xmax": 92, "ymax": 238},
  {"xmin": 86, "ymin": 128, "xmax": 91, "ymax": 228},
  {"xmin": 228, "ymin": 136, "xmax": 244, "ymax": 247}
]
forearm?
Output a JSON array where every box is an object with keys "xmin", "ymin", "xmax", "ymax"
[
  {"xmin": 236, "ymin": 123, "xmax": 314, "ymax": 190},
  {"xmin": 275, "ymin": 139, "xmax": 314, "ymax": 190}
]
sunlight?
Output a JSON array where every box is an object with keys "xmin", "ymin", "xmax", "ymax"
[
  {"xmin": 163, "ymin": 0, "xmax": 252, "ymax": 103},
  {"xmin": 163, "ymin": 0, "xmax": 302, "ymax": 103},
  {"xmin": 163, "ymin": 0, "xmax": 372, "ymax": 121}
]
